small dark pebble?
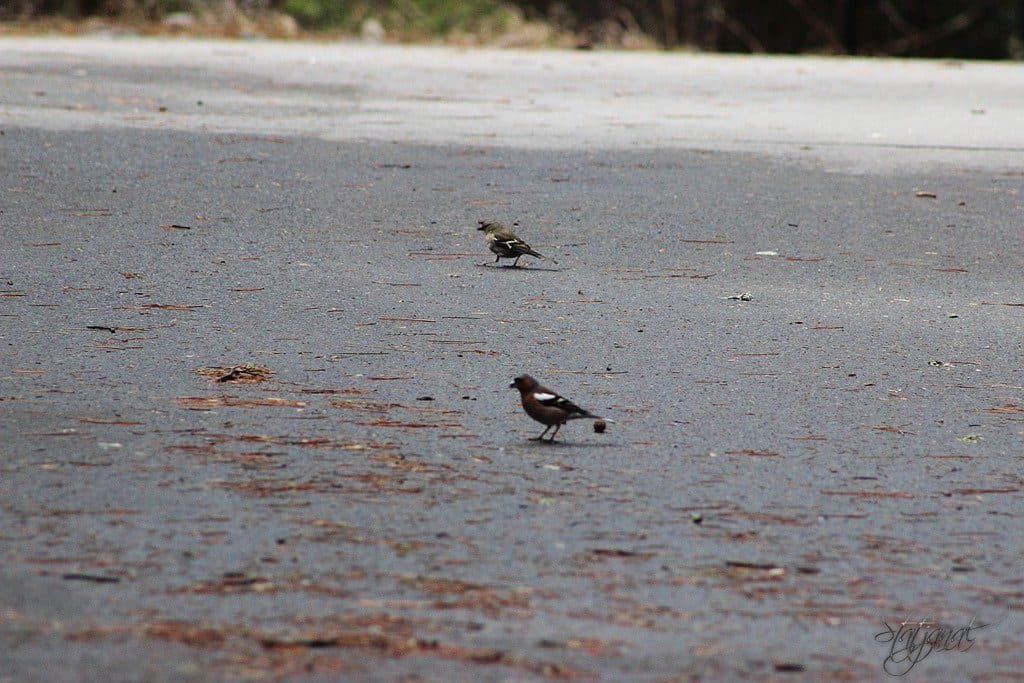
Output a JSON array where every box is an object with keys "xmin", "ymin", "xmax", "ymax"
[
  {"xmin": 416, "ymin": 395, "xmax": 434, "ymax": 401},
  {"xmin": 537, "ymin": 639, "xmax": 564, "ymax": 648}
]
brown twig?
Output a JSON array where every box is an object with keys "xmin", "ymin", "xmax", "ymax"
[
  {"xmin": 870, "ymin": 2, "xmax": 995, "ymax": 55},
  {"xmin": 708, "ymin": 1, "xmax": 764, "ymax": 52},
  {"xmin": 783, "ymin": 0, "xmax": 844, "ymax": 52}
]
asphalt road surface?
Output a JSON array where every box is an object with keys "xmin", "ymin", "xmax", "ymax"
[{"xmin": 2, "ymin": 37, "xmax": 1024, "ymax": 682}]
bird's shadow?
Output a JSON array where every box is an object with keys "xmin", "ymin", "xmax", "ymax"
[
  {"xmin": 475, "ymin": 263, "xmax": 561, "ymax": 273},
  {"xmin": 519, "ymin": 439, "xmax": 620, "ymax": 449}
]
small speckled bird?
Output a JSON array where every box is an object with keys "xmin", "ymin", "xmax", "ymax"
[
  {"xmin": 478, "ymin": 219, "xmax": 557, "ymax": 267},
  {"xmin": 510, "ymin": 374, "xmax": 606, "ymax": 441}
]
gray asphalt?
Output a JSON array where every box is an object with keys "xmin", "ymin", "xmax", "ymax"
[{"xmin": 2, "ymin": 38, "xmax": 1024, "ymax": 682}]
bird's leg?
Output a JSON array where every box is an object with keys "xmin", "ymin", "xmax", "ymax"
[
  {"xmin": 512, "ymin": 256, "xmax": 521, "ymax": 267},
  {"xmin": 530, "ymin": 425, "xmax": 551, "ymax": 441},
  {"xmin": 548, "ymin": 424, "xmax": 561, "ymax": 441},
  {"xmin": 494, "ymin": 254, "xmax": 500, "ymax": 264}
]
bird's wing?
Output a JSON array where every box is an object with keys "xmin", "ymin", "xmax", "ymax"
[
  {"xmin": 533, "ymin": 390, "xmax": 591, "ymax": 416},
  {"xmin": 491, "ymin": 230, "xmax": 535, "ymax": 255}
]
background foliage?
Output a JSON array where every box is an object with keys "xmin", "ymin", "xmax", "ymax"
[{"xmin": 4, "ymin": 0, "xmax": 1023, "ymax": 58}]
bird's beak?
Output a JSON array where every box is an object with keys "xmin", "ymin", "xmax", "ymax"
[{"xmin": 509, "ymin": 381, "xmax": 516, "ymax": 389}]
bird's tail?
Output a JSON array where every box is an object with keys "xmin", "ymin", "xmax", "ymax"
[
  {"xmin": 568, "ymin": 410, "xmax": 610, "ymax": 421},
  {"xmin": 528, "ymin": 249, "xmax": 558, "ymax": 265}
]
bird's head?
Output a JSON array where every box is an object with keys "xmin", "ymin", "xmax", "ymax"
[
  {"xmin": 478, "ymin": 219, "xmax": 500, "ymax": 233},
  {"xmin": 510, "ymin": 374, "xmax": 538, "ymax": 391}
]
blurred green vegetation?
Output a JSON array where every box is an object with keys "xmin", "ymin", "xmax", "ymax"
[
  {"xmin": 277, "ymin": 0, "xmax": 511, "ymax": 33},
  {"xmin": 2, "ymin": 0, "xmax": 525, "ymax": 41},
  {"xmin": 3, "ymin": 0, "xmax": 1023, "ymax": 58}
]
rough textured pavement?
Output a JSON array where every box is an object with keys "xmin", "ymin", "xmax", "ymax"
[{"xmin": 2, "ymin": 37, "xmax": 1024, "ymax": 681}]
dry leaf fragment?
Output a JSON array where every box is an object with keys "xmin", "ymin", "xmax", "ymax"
[
  {"xmin": 725, "ymin": 560, "xmax": 781, "ymax": 571},
  {"xmin": 123, "ymin": 304, "xmax": 203, "ymax": 311},
  {"xmin": 987, "ymin": 404, "xmax": 1024, "ymax": 414},
  {"xmin": 175, "ymin": 396, "xmax": 304, "ymax": 408},
  {"xmin": 945, "ymin": 487, "xmax": 1018, "ymax": 495},
  {"xmin": 196, "ymin": 365, "xmax": 273, "ymax": 383},
  {"xmin": 820, "ymin": 490, "xmax": 913, "ymax": 499},
  {"xmin": 591, "ymin": 548, "xmax": 658, "ymax": 559},
  {"xmin": 724, "ymin": 449, "xmax": 778, "ymax": 456},
  {"xmin": 144, "ymin": 620, "xmax": 226, "ymax": 647}
]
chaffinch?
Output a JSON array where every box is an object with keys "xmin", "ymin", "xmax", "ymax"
[
  {"xmin": 510, "ymin": 374, "xmax": 607, "ymax": 441},
  {"xmin": 478, "ymin": 219, "xmax": 558, "ymax": 267}
]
